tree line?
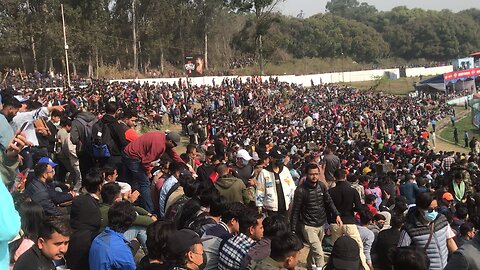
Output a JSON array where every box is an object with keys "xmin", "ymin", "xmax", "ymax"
[{"xmin": 0, "ymin": 0, "xmax": 479, "ymax": 76}]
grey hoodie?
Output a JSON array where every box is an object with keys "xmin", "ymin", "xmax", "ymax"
[{"xmin": 70, "ymin": 111, "xmax": 97, "ymax": 152}]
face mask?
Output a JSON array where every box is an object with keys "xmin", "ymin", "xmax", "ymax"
[
  {"xmin": 53, "ymin": 121, "xmax": 60, "ymax": 127},
  {"xmin": 377, "ymin": 224, "xmax": 384, "ymax": 230},
  {"xmin": 240, "ymin": 159, "xmax": 248, "ymax": 167},
  {"xmin": 423, "ymin": 210, "xmax": 438, "ymax": 222},
  {"xmin": 197, "ymin": 253, "xmax": 207, "ymax": 270}
]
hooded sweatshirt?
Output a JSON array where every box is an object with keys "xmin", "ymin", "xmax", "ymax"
[{"xmin": 214, "ymin": 174, "xmax": 250, "ymax": 204}]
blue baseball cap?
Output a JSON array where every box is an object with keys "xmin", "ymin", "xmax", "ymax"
[{"xmin": 38, "ymin": 157, "xmax": 58, "ymax": 168}]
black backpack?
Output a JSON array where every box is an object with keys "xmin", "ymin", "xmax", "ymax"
[{"xmin": 91, "ymin": 120, "xmax": 118, "ymax": 159}]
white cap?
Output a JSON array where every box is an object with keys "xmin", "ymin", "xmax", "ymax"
[{"xmin": 236, "ymin": 149, "xmax": 252, "ymax": 161}]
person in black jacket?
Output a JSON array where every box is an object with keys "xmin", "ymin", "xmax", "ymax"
[
  {"xmin": 290, "ymin": 163, "xmax": 342, "ymax": 269},
  {"xmin": 65, "ymin": 170, "xmax": 103, "ymax": 270},
  {"xmin": 93, "ymin": 102, "xmax": 129, "ymax": 175},
  {"xmin": 329, "ymin": 169, "xmax": 369, "ymax": 270},
  {"xmin": 24, "ymin": 162, "xmax": 74, "ymax": 216}
]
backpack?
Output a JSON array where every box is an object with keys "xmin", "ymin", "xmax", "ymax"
[
  {"xmin": 91, "ymin": 120, "xmax": 115, "ymax": 159},
  {"xmin": 76, "ymin": 117, "xmax": 97, "ymax": 153}
]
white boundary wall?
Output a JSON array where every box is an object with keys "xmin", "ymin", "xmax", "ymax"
[
  {"xmin": 405, "ymin": 66, "xmax": 453, "ymax": 77},
  {"xmin": 110, "ymin": 66, "xmax": 453, "ymax": 87}
]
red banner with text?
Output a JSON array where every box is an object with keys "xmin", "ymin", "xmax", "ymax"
[{"xmin": 444, "ymin": 68, "xmax": 480, "ymax": 82}]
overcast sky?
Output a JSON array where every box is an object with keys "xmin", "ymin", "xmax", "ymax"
[{"xmin": 279, "ymin": 0, "xmax": 478, "ymax": 17}]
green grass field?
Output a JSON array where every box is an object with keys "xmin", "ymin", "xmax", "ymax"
[
  {"xmin": 345, "ymin": 76, "xmax": 420, "ymax": 95},
  {"xmin": 439, "ymin": 113, "xmax": 480, "ymax": 146}
]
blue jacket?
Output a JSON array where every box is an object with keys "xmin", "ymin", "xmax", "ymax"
[
  {"xmin": 400, "ymin": 181, "xmax": 420, "ymax": 205},
  {"xmin": 89, "ymin": 227, "xmax": 135, "ymax": 270},
  {"xmin": 0, "ymin": 180, "xmax": 20, "ymax": 269}
]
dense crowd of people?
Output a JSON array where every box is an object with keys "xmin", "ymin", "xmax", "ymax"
[{"xmin": 0, "ymin": 70, "xmax": 480, "ymax": 270}]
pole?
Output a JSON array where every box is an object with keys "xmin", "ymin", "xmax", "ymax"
[
  {"xmin": 61, "ymin": 4, "xmax": 71, "ymax": 88},
  {"xmin": 341, "ymin": 51, "xmax": 344, "ymax": 83},
  {"xmin": 132, "ymin": 0, "xmax": 138, "ymax": 75}
]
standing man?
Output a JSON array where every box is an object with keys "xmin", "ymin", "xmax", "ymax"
[
  {"xmin": 322, "ymin": 148, "xmax": 340, "ymax": 188},
  {"xmin": 398, "ymin": 192, "xmax": 457, "ymax": 270},
  {"xmin": 70, "ymin": 107, "xmax": 98, "ymax": 180},
  {"xmin": 256, "ymin": 147, "xmax": 296, "ymax": 216},
  {"xmin": 328, "ymin": 169, "xmax": 369, "ymax": 270},
  {"xmin": 93, "ymin": 102, "xmax": 129, "ymax": 171},
  {"xmin": 465, "ymin": 131, "xmax": 469, "ymax": 148},
  {"xmin": 290, "ymin": 163, "xmax": 342, "ymax": 269},
  {"xmin": 123, "ymin": 131, "xmax": 184, "ymax": 213},
  {"xmin": 119, "ymin": 110, "xmax": 139, "ymax": 143},
  {"xmin": 454, "ymin": 127, "xmax": 459, "ymax": 144}
]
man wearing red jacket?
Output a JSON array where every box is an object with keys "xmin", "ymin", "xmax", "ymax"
[{"xmin": 122, "ymin": 131, "xmax": 184, "ymax": 213}]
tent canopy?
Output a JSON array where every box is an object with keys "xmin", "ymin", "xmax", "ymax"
[{"xmin": 415, "ymin": 74, "xmax": 446, "ymax": 92}]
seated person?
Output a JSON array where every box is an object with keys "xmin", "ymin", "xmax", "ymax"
[
  {"xmin": 99, "ymin": 183, "xmax": 156, "ymax": 250},
  {"xmin": 89, "ymin": 201, "xmax": 138, "ymax": 270},
  {"xmin": 14, "ymin": 217, "xmax": 71, "ymax": 270},
  {"xmin": 25, "ymin": 161, "xmax": 74, "ymax": 216},
  {"xmin": 102, "ymin": 166, "xmax": 137, "ymax": 202}
]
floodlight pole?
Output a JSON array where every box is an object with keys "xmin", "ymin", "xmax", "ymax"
[{"xmin": 61, "ymin": 4, "xmax": 71, "ymax": 88}]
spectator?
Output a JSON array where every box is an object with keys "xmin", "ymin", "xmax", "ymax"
[
  {"xmin": 99, "ymin": 182, "xmax": 155, "ymax": 250},
  {"xmin": 218, "ymin": 207, "xmax": 264, "ymax": 270},
  {"xmin": 89, "ymin": 201, "xmax": 138, "ymax": 270},
  {"xmin": 324, "ymin": 236, "xmax": 362, "ymax": 270},
  {"xmin": 0, "ymin": 95, "xmax": 22, "ymax": 150},
  {"xmin": 348, "ymin": 174, "xmax": 365, "ymax": 204},
  {"xmin": 231, "ymin": 149, "xmax": 254, "ymax": 186},
  {"xmin": 390, "ymin": 246, "xmax": 430, "ymax": 270},
  {"xmin": 56, "ymin": 117, "xmax": 82, "ymax": 191},
  {"xmin": 365, "ymin": 194, "xmax": 379, "ymax": 216},
  {"xmin": 65, "ymin": 170, "xmax": 103, "ymax": 270},
  {"xmin": 290, "ymin": 162, "xmax": 341, "ymax": 269},
  {"xmin": 137, "ymin": 220, "xmax": 176, "ymax": 270},
  {"xmin": 119, "ymin": 110, "xmax": 139, "ymax": 143},
  {"xmin": 123, "ymin": 131, "xmax": 184, "ymax": 213},
  {"xmin": 0, "ymin": 174, "xmax": 21, "ymax": 269},
  {"xmin": 445, "ymin": 218, "xmax": 480, "ymax": 270},
  {"xmin": 202, "ymin": 202, "xmax": 244, "ymax": 270},
  {"xmin": 242, "ymin": 214, "xmax": 290, "ymax": 269},
  {"xmin": 164, "ymin": 229, "xmax": 207, "ymax": 270},
  {"xmin": 368, "ymin": 213, "xmax": 386, "ymax": 238},
  {"xmin": 9, "ymin": 201, "xmax": 44, "ymax": 268},
  {"xmin": 159, "ymin": 162, "xmax": 186, "ymax": 217},
  {"xmin": 14, "ymin": 217, "xmax": 71, "ymax": 270},
  {"xmin": 400, "ymin": 174, "xmax": 420, "ymax": 206},
  {"xmin": 357, "ymin": 208, "xmax": 375, "ymax": 270},
  {"xmin": 250, "ymin": 232, "xmax": 303, "ymax": 270},
  {"xmin": 455, "ymin": 222, "xmax": 475, "ymax": 248},
  {"xmin": 70, "ymin": 107, "xmax": 97, "ymax": 180},
  {"xmin": 25, "ymin": 162, "xmax": 73, "ymax": 216},
  {"xmin": 256, "ymin": 147, "xmax": 296, "ymax": 216},
  {"xmin": 214, "ymin": 163, "xmax": 249, "ymax": 204},
  {"xmin": 329, "ymin": 169, "xmax": 369, "ymax": 270},
  {"xmin": 322, "ymin": 148, "xmax": 340, "ymax": 187},
  {"xmin": 93, "ymin": 101, "xmax": 129, "ymax": 174},
  {"xmin": 374, "ymin": 214, "xmax": 405, "ymax": 270},
  {"xmin": 398, "ymin": 192, "xmax": 457, "ymax": 270}
]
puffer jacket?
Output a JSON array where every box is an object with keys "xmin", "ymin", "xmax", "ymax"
[
  {"xmin": 291, "ymin": 181, "xmax": 340, "ymax": 231},
  {"xmin": 399, "ymin": 210, "xmax": 450, "ymax": 270}
]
